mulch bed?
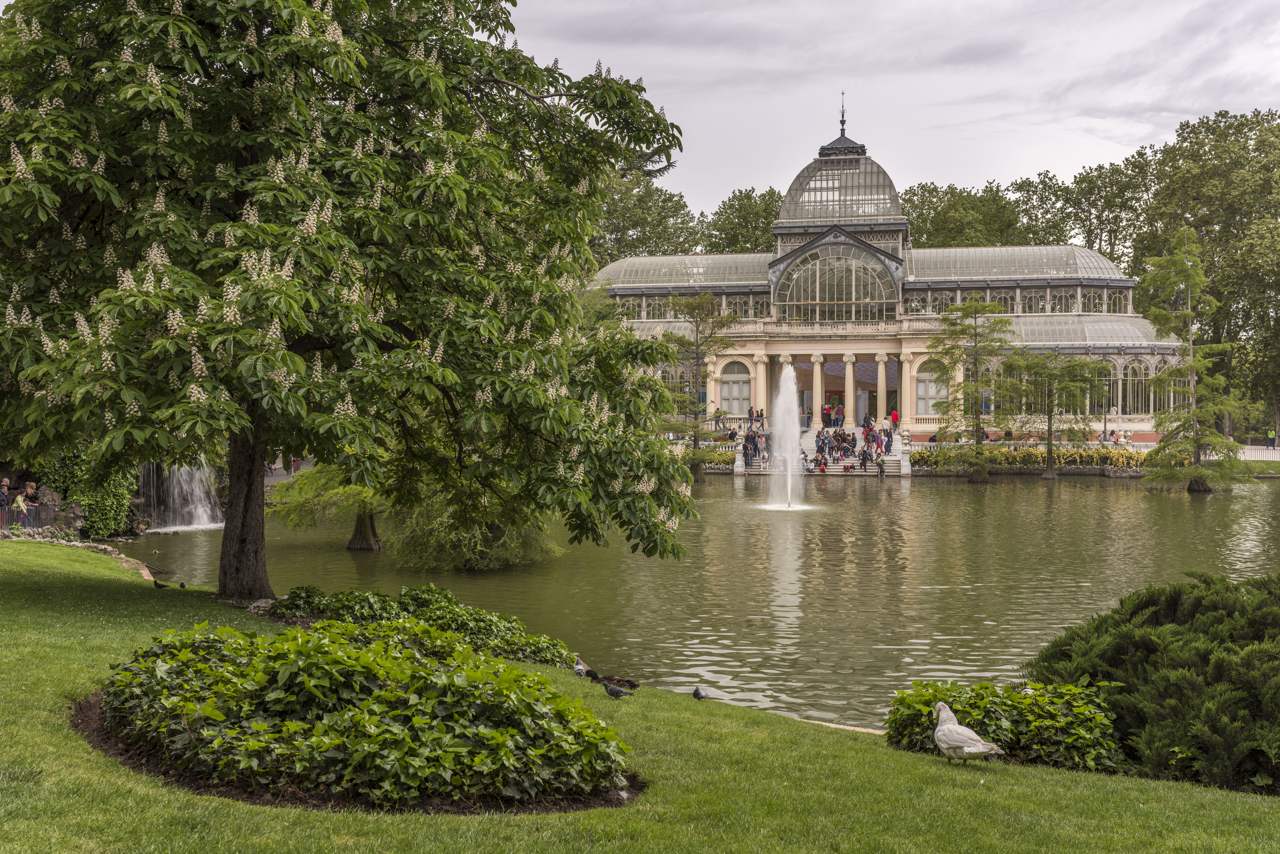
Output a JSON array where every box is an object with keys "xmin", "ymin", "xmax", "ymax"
[{"xmin": 71, "ymin": 692, "xmax": 644, "ymax": 815}]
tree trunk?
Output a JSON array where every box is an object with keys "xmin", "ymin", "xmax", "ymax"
[
  {"xmin": 218, "ymin": 420, "xmax": 273, "ymax": 602},
  {"xmin": 1043, "ymin": 404, "xmax": 1058, "ymax": 479},
  {"xmin": 347, "ymin": 511, "xmax": 382, "ymax": 551},
  {"xmin": 1187, "ymin": 476, "xmax": 1213, "ymax": 494}
]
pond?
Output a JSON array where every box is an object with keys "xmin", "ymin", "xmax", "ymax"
[{"xmin": 120, "ymin": 476, "xmax": 1280, "ymax": 728}]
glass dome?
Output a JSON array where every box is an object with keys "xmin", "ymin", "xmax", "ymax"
[
  {"xmin": 775, "ymin": 134, "xmax": 904, "ymax": 227},
  {"xmin": 774, "ymin": 243, "xmax": 897, "ymax": 322}
]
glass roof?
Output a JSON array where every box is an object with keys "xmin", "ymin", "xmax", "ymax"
[
  {"xmin": 907, "ymin": 246, "xmax": 1124, "ymax": 281},
  {"xmin": 775, "ymin": 156, "xmax": 903, "ymax": 226},
  {"xmin": 1011, "ymin": 315, "xmax": 1176, "ymax": 347},
  {"xmin": 595, "ymin": 254, "xmax": 771, "ymax": 287}
]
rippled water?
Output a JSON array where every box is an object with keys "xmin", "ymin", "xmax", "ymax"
[{"xmin": 120, "ymin": 477, "xmax": 1280, "ymax": 727}]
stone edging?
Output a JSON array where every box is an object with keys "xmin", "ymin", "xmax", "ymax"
[{"xmin": 0, "ymin": 531, "xmax": 155, "ymax": 581}]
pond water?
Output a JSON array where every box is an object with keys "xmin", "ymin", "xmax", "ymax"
[{"xmin": 120, "ymin": 477, "xmax": 1280, "ymax": 728}]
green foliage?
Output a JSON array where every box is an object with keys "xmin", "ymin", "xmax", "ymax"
[
  {"xmin": 1027, "ymin": 573, "xmax": 1280, "ymax": 793},
  {"xmin": 266, "ymin": 464, "xmax": 385, "ymax": 529},
  {"xmin": 926, "ymin": 302, "xmax": 1015, "ymax": 471},
  {"xmin": 100, "ymin": 620, "xmax": 627, "ymax": 807},
  {"xmin": 885, "ymin": 681, "xmax": 1120, "ymax": 772},
  {"xmin": 910, "ymin": 445, "xmax": 1146, "ymax": 472},
  {"xmin": 0, "ymin": 0, "xmax": 693, "ymax": 598},
  {"xmin": 684, "ymin": 448, "xmax": 734, "ymax": 468},
  {"xmin": 35, "ymin": 449, "xmax": 134, "ymax": 537},
  {"xmin": 900, "ymin": 181, "xmax": 1027, "ymax": 248},
  {"xmin": 384, "ymin": 498, "xmax": 562, "ymax": 573},
  {"xmin": 270, "ymin": 584, "xmax": 573, "ymax": 668},
  {"xmin": 590, "ymin": 171, "xmax": 699, "ymax": 266},
  {"xmin": 701, "ymin": 187, "xmax": 783, "ymax": 253}
]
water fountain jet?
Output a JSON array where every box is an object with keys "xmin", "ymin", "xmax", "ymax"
[{"xmin": 763, "ymin": 362, "xmax": 807, "ymax": 510}]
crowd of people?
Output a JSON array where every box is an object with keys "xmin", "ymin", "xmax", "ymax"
[{"xmin": 737, "ymin": 408, "xmax": 901, "ymax": 477}]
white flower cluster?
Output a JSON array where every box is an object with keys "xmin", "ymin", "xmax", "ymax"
[
  {"xmin": 324, "ymin": 21, "xmax": 343, "ymax": 44},
  {"xmin": 294, "ymin": 17, "xmax": 311, "ymax": 38},
  {"xmin": 265, "ymin": 318, "xmax": 283, "ymax": 342},
  {"xmin": 474, "ymin": 386, "xmax": 493, "ymax": 406},
  {"xmin": 186, "ymin": 384, "xmax": 207, "ymax": 403},
  {"xmin": 171, "ymin": 0, "xmax": 183, "ymax": 15},
  {"xmin": 93, "ymin": 155, "xmax": 105, "ymax": 175},
  {"xmin": 153, "ymin": 188, "xmax": 166, "ymax": 212},
  {"xmin": 125, "ymin": 0, "xmax": 141, "ymax": 16},
  {"xmin": 334, "ymin": 393, "xmax": 357, "ymax": 419},
  {"xmin": 268, "ymin": 367, "xmax": 295, "ymax": 390},
  {"xmin": 55, "ymin": 56, "xmax": 72, "ymax": 76},
  {"xmin": 157, "ymin": 120, "xmax": 168, "ymax": 144},
  {"xmin": 145, "ymin": 64, "xmax": 162, "ymax": 89},
  {"xmin": 268, "ymin": 157, "xmax": 286, "ymax": 183},
  {"xmin": 10, "ymin": 144, "xmax": 32, "ymax": 181},
  {"xmin": 117, "ymin": 268, "xmax": 136, "ymax": 291},
  {"xmin": 300, "ymin": 198, "xmax": 320, "ymax": 236},
  {"xmin": 165, "ymin": 309, "xmax": 184, "ymax": 335},
  {"xmin": 190, "ymin": 347, "xmax": 207, "ymax": 378},
  {"xmin": 104, "ymin": 410, "xmax": 116, "ymax": 428},
  {"xmin": 636, "ymin": 476, "xmax": 654, "ymax": 495},
  {"xmin": 14, "ymin": 14, "xmax": 42, "ymax": 42},
  {"xmin": 145, "ymin": 242, "xmax": 170, "ymax": 266},
  {"xmin": 124, "ymin": 399, "xmax": 141, "ymax": 418},
  {"xmin": 222, "ymin": 281, "xmax": 241, "ymax": 323},
  {"xmin": 241, "ymin": 202, "xmax": 258, "ymax": 225},
  {"xmin": 433, "ymin": 341, "xmax": 444, "ymax": 363},
  {"xmin": 657, "ymin": 507, "xmax": 678, "ymax": 533},
  {"xmin": 1, "ymin": 94, "xmax": 15, "ymax": 113},
  {"xmin": 70, "ymin": 149, "xmax": 87, "ymax": 169},
  {"xmin": 75, "ymin": 313, "xmax": 92, "ymax": 340}
]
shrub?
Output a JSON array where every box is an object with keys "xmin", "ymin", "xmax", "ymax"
[
  {"xmin": 885, "ymin": 681, "xmax": 1120, "ymax": 772},
  {"xmin": 270, "ymin": 584, "xmax": 574, "ymax": 667},
  {"xmin": 1027, "ymin": 573, "xmax": 1280, "ymax": 793},
  {"xmin": 36, "ymin": 449, "xmax": 136, "ymax": 537},
  {"xmin": 910, "ymin": 445, "xmax": 1146, "ymax": 472},
  {"xmin": 99, "ymin": 620, "xmax": 627, "ymax": 807}
]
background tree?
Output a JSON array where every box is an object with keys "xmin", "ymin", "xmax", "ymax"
[
  {"xmin": 590, "ymin": 171, "xmax": 699, "ymax": 266},
  {"xmin": 0, "ymin": 0, "xmax": 693, "ymax": 599},
  {"xmin": 927, "ymin": 301, "xmax": 1014, "ymax": 482},
  {"xmin": 1002, "ymin": 351, "xmax": 1101, "ymax": 478},
  {"xmin": 700, "ymin": 187, "xmax": 782, "ymax": 254},
  {"xmin": 1140, "ymin": 228, "xmax": 1256, "ymax": 493},
  {"xmin": 900, "ymin": 181, "xmax": 1026, "ymax": 248},
  {"xmin": 267, "ymin": 464, "xmax": 387, "ymax": 550},
  {"xmin": 664, "ymin": 293, "xmax": 736, "ymax": 482},
  {"xmin": 1007, "ymin": 171, "xmax": 1072, "ymax": 245}
]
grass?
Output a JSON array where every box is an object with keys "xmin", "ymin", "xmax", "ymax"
[
  {"xmin": 1244, "ymin": 460, "xmax": 1280, "ymax": 476},
  {"xmin": 5, "ymin": 543, "xmax": 1280, "ymax": 853}
]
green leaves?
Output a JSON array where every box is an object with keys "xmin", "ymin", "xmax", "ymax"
[
  {"xmin": 886, "ymin": 681, "xmax": 1121, "ymax": 772},
  {"xmin": 100, "ymin": 619, "xmax": 627, "ymax": 806}
]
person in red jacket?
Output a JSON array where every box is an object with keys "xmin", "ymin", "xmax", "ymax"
[{"xmin": 890, "ymin": 408, "xmax": 900, "ymax": 430}]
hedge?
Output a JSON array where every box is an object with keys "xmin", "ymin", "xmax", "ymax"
[
  {"xmin": 910, "ymin": 445, "xmax": 1145, "ymax": 472},
  {"xmin": 100, "ymin": 620, "xmax": 627, "ymax": 807},
  {"xmin": 885, "ymin": 681, "xmax": 1120, "ymax": 772},
  {"xmin": 270, "ymin": 584, "xmax": 574, "ymax": 667}
]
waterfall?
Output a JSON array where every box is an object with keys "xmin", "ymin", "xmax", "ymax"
[
  {"xmin": 138, "ymin": 463, "xmax": 224, "ymax": 532},
  {"xmin": 767, "ymin": 363, "xmax": 804, "ymax": 509}
]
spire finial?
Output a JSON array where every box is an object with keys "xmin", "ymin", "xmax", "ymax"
[{"xmin": 840, "ymin": 90, "xmax": 846, "ymax": 136}]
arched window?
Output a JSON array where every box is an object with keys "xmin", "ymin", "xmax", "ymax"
[
  {"xmin": 929, "ymin": 290, "xmax": 955, "ymax": 314},
  {"xmin": 1152, "ymin": 360, "xmax": 1172, "ymax": 413},
  {"xmin": 725, "ymin": 295, "xmax": 751, "ymax": 318},
  {"xmin": 1107, "ymin": 290, "xmax": 1128, "ymax": 314},
  {"xmin": 1022, "ymin": 290, "xmax": 1046, "ymax": 314},
  {"xmin": 645, "ymin": 296, "xmax": 671, "ymax": 320},
  {"xmin": 718, "ymin": 361, "xmax": 752, "ymax": 416},
  {"xmin": 616, "ymin": 297, "xmax": 641, "ymax": 320},
  {"xmin": 904, "ymin": 295, "xmax": 928, "ymax": 315},
  {"xmin": 990, "ymin": 290, "xmax": 1015, "ymax": 313},
  {"xmin": 774, "ymin": 244, "xmax": 897, "ymax": 322},
  {"xmin": 751, "ymin": 296, "xmax": 771, "ymax": 319},
  {"xmin": 915, "ymin": 360, "xmax": 949, "ymax": 418},
  {"xmin": 1082, "ymin": 289, "xmax": 1105, "ymax": 313},
  {"xmin": 1088, "ymin": 362, "xmax": 1116, "ymax": 416},
  {"xmin": 1051, "ymin": 289, "xmax": 1077, "ymax": 313},
  {"xmin": 1123, "ymin": 362, "xmax": 1149, "ymax": 415}
]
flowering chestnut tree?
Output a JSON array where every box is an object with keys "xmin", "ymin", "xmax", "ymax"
[{"xmin": 0, "ymin": 0, "xmax": 693, "ymax": 599}]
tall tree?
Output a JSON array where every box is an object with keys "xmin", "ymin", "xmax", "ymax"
[
  {"xmin": 1007, "ymin": 171, "xmax": 1073, "ymax": 245},
  {"xmin": 0, "ymin": 0, "xmax": 694, "ymax": 599},
  {"xmin": 927, "ymin": 301, "xmax": 1014, "ymax": 482},
  {"xmin": 701, "ymin": 187, "xmax": 782, "ymax": 254},
  {"xmin": 1141, "ymin": 228, "xmax": 1256, "ymax": 493},
  {"xmin": 1066, "ymin": 149, "xmax": 1155, "ymax": 273},
  {"xmin": 900, "ymin": 181, "xmax": 1025, "ymax": 248},
  {"xmin": 1003, "ymin": 351, "xmax": 1101, "ymax": 478},
  {"xmin": 590, "ymin": 171, "xmax": 699, "ymax": 267},
  {"xmin": 664, "ymin": 293, "xmax": 736, "ymax": 482}
]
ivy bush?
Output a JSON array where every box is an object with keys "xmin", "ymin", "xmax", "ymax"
[
  {"xmin": 99, "ymin": 620, "xmax": 627, "ymax": 808},
  {"xmin": 270, "ymin": 584, "xmax": 574, "ymax": 667},
  {"xmin": 910, "ymin": 446, "xmax": 1146, "ymax": 472},
  {"xmin": 1027, "ymin": 574, "xmax": 1280, "ymax": 793},
  {"xmin": 35, "ymin": 449, "xmax": 136, "ymax": 538},
  {"xmin": 885, "ymin": 681, "xmax": 1120, "ymax": 772}
]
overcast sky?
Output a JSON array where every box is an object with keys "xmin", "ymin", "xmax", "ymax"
[{"xmin": 512, "ymin": 0, "xmax": 1280, "ymax": 213}]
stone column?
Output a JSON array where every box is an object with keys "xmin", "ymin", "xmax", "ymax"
[
  {"xmin": 753, "ymin": 353, "xmax": 769, "ymax": 413},
  {"xmin": 810, "ymin": 354, "xmax": 823, "ymax": 429},
  {"xmin": 705, "ymin": 355, "xmax": 718, "ymax": 420},
  {"xmin": 843, "ymin": 354, "xmax": 856, "ymax": 426},
  {"xmin": 875, "ymin": 353, "xmax": 889, "ymax": 423},
  {"xmin": 899, "ymin": 353, "xmax": 913, "ymax": 429}
]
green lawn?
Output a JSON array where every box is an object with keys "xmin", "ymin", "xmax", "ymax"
[{"xmin": 4, "ymin": 542, "xmax": 1280, "ymax": 853}]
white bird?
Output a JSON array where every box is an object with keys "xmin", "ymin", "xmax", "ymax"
[{"xmin": 933, "ymin": 702, "xmax": 1005, "ymax": 763}]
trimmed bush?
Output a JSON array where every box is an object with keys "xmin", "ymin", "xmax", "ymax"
[
  {"xmin": 100, "ymin": 620, "xmax": 627, "ymax": 807},
  {"xmin": 885, "ymin": 681, "xmax": 1120, "ymax": 772},
  {"xmin": 910, "ymin": 445, "xmax": 1145, "ymax": 473},
  {"xmin": 1027, "ymin": 574, "xmax": 1280, "ymax": 793},
  {"xmin": 270, "ymin": 584, "xmax": 574, "ymax": 667}
]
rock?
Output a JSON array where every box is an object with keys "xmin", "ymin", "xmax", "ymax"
[{"xmin": 247, "ymin": 598, "xmax": 276, "ymax": 615}]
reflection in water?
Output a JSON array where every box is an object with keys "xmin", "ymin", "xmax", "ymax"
[{"xmin": 121, "ymin": 478, "xmax": 1280, "ymax": 727}]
